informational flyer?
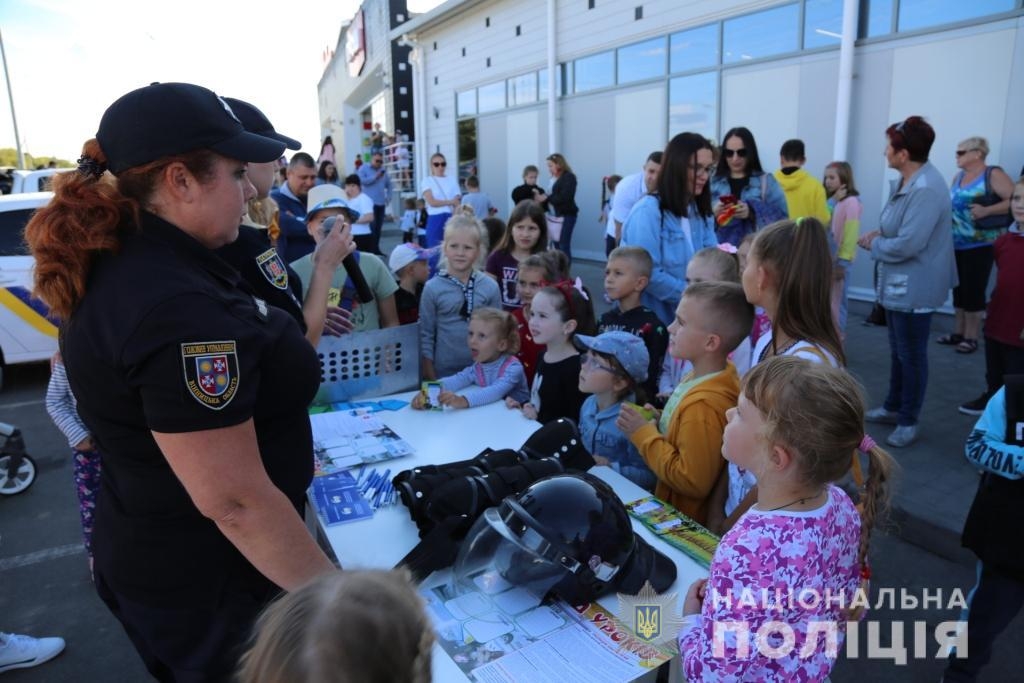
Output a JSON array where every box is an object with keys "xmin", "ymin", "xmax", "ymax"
[
  {"xmin": 308, "ymin": 471, "xmax": 373, "ymax": 525},
  {"xmin": 309, "ymin": 409, "xmax": 414, "ymax": 475},
  {"xmin": 626, "ymin": 496, "xmax": 720, "ymax": 568},
  {"xmin": 422, "ymin": 574, "xmax": 676, "ymax": 682}
]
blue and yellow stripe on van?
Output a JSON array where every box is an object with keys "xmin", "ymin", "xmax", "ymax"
[{"xmin": 0, "ymin": 286, "xmax": 58, "ymax": 337}]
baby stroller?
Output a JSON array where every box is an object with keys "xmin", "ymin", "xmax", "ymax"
[{"xmin": 0, "ymin": 422, "xmax": 36, "ymax": 495}]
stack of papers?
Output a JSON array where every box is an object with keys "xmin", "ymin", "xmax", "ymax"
[
  {"xmin": 309, "ymin": 471, "xmax": 373, "ymax": 525},
  {"xmin": 310, "ymin": 409, "xmax": 415, "ymax": 475}
]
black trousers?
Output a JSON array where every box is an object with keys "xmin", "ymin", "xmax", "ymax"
[
  {"xmin": 944, "ymin": 561, "xmax": 1024, "ymax": 681},
  {"xmin": 983, "ymin": 336, "xmax": 1024, "ymax": 397},
  {"xmin": 95, "ymin": 572, "xmax": 276, "ymax": 683}
]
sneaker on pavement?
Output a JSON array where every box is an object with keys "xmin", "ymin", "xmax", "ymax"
[
  {"xmin": 958, "ymin": 394, "xmax": 990, "ymax": 417},
  {"xmin": 0, "ymin": 632, "xmax": 66, "ymax": 673},
  {"xmin": 865, "ymin": 407, "xmax": 900, "ymax": 425},
  {"xmin": 886, "ymin": 425, "xmax": 918, "ymax": 448}
]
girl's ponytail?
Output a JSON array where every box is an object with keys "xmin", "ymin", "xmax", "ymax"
[{"xmin": 24, "ymin": 139, "xmax": 137, "ymax": 320}]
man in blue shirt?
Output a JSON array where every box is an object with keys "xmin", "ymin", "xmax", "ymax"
[
  {"xmin": 357, "ymin": 152, "xmax": 393, "ymax": 255},
  {"xmin": 271, "ymin": 152, "xmax": 317, "ymax": 263}
]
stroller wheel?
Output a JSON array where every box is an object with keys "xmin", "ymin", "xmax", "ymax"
[{"xmin": 0, "ymin": 453, "xmax": 36, "ymax": 495}]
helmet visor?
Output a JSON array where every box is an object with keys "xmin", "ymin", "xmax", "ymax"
[{"xmin": 451, "ymin": 507, "xmax": 570, "ymax": 601}]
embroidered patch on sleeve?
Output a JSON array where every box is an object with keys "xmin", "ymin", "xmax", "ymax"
[
  {"xmin": 255, "ymin": 248, "xmax": 289, "ymax": 290},
  {"xmin": 181, "ymin": 340, "xmax": 240, "ymax": 410}
]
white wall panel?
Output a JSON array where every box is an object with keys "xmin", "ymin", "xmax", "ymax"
[{"xmin": 722, "ymin": 63, "xmax": 801, "ymax": 165}]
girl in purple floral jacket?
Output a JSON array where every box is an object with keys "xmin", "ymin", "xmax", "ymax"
[{"xmin": 678, "ymin": 356, "xmax": 893, "ymax": 682}]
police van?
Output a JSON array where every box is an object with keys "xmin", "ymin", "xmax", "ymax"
[{"xmin": 0, "ymin": 192, "xmax": 57, "ymax": 390}]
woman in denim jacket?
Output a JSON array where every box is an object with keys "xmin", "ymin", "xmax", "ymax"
[
  {"xmin": 710, "ymin": 126, "xmax": 789, "ymax": 246},
  {"xmin": 858, "ymin": 116, "xmax": 956, "ymax": 448},
  {"xmin": 621, "ymin": 132, "xmax": 718, "ymax": 325}
]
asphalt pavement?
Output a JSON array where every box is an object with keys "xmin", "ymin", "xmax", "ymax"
[{"xmin": 1, "ymin": 235, "xmax": 1021, "ymax": 682}]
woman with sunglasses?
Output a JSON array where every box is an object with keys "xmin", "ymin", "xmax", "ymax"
[
  {"xmin": 858, "ymin": 115, "xmax": 956, "ymax": 449},
  {"xmin": 421, "ymin": 152, "xmax": 461, "ymax": 248},
  {"xmin": 710, "ymin": 126, "xmax": 788, "ymax": 246},
  {"xmin": 621, "ymin": 132, "xmax": 719, "ymax": 326},
  {"xmin": 940, "ymin": 136, "xmax": 1014, "ymax": 358}
]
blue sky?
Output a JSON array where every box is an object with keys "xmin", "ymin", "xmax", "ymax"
[{"xmin": 0, "ymin": 0, "xmax": 441, "ymax": 162}]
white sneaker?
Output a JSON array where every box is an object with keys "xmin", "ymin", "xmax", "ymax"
[
  {"xmin": 886, "ymin": 425, "xmax": 918, "ymax": 448},
  {"xmin": 0, "ymin": 632, "xmax": 66, "ymax": 673}
]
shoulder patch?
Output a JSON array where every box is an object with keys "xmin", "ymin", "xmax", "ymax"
[
  {"xmin": 181, "ymin": 340, "xmax": 240, "ymax": 410},
  {"xmin": 255, "ymin": 248, "xmax": 289, "ymax": 290}
]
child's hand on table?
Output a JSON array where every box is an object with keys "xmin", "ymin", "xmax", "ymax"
[
  {"xmin": 521, "ymin": 402, "xmax": 538, "ymax": 420},
  {"xmin": 411, "ymin": 392, "xmax": 427, "ymax": 410},
  {"xmin": 439, "ymin": 392, "xmax": 469, "ymax": 409}
]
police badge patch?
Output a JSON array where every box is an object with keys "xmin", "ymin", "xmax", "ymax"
[
  {"xmin": 255, "ymin": 248, "xmax": 289, "ymax": 290},
  {"xmin": 181, "ymin": 340, "xmax": 240, "ymax": 410}
]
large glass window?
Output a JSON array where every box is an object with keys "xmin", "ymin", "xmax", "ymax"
[
  {"xmin": 668, "ymin": 71, "xmax": 718, "ymax": 143},
  {"xmin": 670, "ymin": 24, "xmax": 719, "ymax": 72},
  {"xmin": 538, "ymin": 68, "xmax": 548, "ymax": 101},
  {"xmin": 456, "ymin": 89, "xmax": 476, "ymax": 117},
  {"xmin": 457, "ymin": 119, "xmax": 477, "ymax": 186},
  {"xmin": 618, "ymin": 37, "xmax": 666, "ymax": 84},
  {"xmin": 508, "ymin": 72, "xmax": 537, "ymax": 106},
  {"xmin": 477, "ymin": 81, "xmax": 506, "ymax": 113},
  {"xmin": 804, "ymin": 0, "xmax": 844, "ymax": 48},
  {"xmin": 573, "ymin": 50, "xmax": 613, "ymax": 93},
  {"xmin": 898, "ymin": 0, "xmax": 1017, "ymax": 32},
  {"xmin": 865, "ymin": 0, "xmax": 895, "ymax": 37},
  {"xmin": 723, "ymin": 3, "xmax": 799, "ymax": 63}
]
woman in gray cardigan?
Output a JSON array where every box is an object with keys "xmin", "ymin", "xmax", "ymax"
[{"xmin": 858, "ymin": 116, "xmax": 956, "ymax": 448}]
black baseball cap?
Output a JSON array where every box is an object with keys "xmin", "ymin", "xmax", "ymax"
[
  {"xmin": 96, "ymin": 82, "xmax": 286, "ymax": 176},
  {"xmin": 223, "ymin": 97, "xmax": 301, "ymax": 151}
]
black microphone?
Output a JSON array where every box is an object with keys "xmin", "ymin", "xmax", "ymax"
[{"xmin": 322, "ymin": 215, "xmax": 374, "ymax": 303}]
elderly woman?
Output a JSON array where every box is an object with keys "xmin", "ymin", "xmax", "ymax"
[
  {"xmin": 937, "ymin": 136, "xmax": 1014, "ymax": 354},
  {"xmin": 858, "ymin": 116, "xmax": 956, "ymax": 448},
  {"xmin": 621, "ymin": 132, "xmax": 718, "ymax": 325},
  {"xmin": 24, "ymin": 83, "xmax": 355, "ymax": 681}
]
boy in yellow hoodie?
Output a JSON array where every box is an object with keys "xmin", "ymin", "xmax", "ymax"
[
  {"xmin": 772, "ymin": 139, "xmax": 830, "ymax": 224},
  {"xmin": 617, "ymin": 281, "xmax": 753, "ymax": 525}
]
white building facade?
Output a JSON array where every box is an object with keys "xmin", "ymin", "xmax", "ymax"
[{"xmin": 392, "ymin": 0, "xmax": 1024, "ymax": 295}]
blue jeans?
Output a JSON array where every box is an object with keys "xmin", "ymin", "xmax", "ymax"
[
  {"xmin": 883, "ymin": 309, "xmax": 932, "ymax": 426},
  {"xmin": 554, "ymin": 215, "xmax": 577, "ymax": 264}
]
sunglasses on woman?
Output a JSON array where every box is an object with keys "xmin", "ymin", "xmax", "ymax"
[
  {"xmin": 433, "ymin": 161, "xmax": 447, "ymax": 167},
  {"xmin": 724, "ymin": 148, "xmax": 748, "ymax": 159}
]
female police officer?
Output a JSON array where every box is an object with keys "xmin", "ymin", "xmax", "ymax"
[{"xmin": 25, "ymin": 82, "xmax": 354, "ymax": 682}]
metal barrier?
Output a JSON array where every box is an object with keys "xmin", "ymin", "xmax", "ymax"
[{"xmin": 314, "ymin": 322, "xmax": 420, "ymax": 405}]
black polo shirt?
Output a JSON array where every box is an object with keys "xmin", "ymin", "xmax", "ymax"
[
  {"xmin": 216, "ymin": 224, "xmax": 306, "ymax": 333},
  {"xmin": 62, "ymin": 210, "xmax": 321, "ymax": 606}
]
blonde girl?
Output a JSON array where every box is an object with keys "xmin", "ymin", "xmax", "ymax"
[
  {"xmin": 679, "ymin": 356, "xmax": 893, "ymax": 681},
  {"xmin": 823, "ymin": 161, "xmax": 863, "ymax": 332},
  {"xmin": 485, "ymin": 200, "xmax": 549, "ymax": 310},
  {"xmin": 508, "ymin": 280, "xmax": 596, "ymax": 424},
  {"xmin": 420, "ymin": 215, "xmax": 502, "ymax": 379},
  {"xmin": 412, "ymin": 307, "xmax": 528, "ymax": 409},
  {"xmin": 237, "ymin": 570, "xmax": 433, "ymax": 683}
]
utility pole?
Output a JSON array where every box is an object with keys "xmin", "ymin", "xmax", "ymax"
[{"xmin": 0, "ymin": 28, "xmax": 25, "ymax": 169}]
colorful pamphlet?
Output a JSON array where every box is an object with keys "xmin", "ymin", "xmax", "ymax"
[{"xmin": 626, "ymin": 496, "xmax": 720, "ymax": 568}]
